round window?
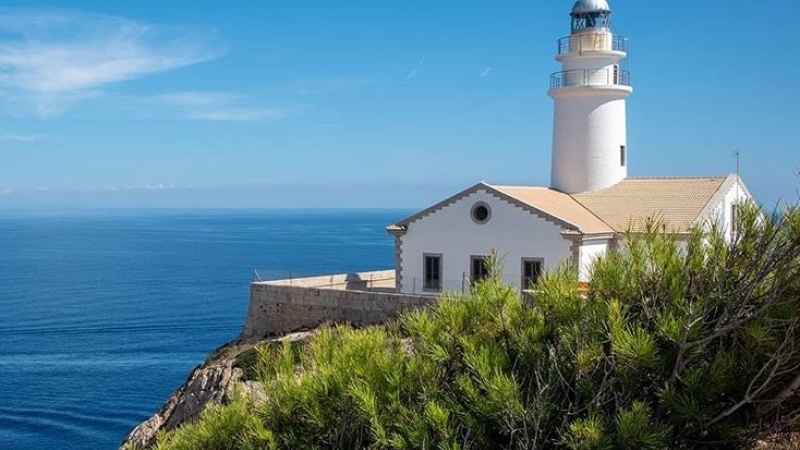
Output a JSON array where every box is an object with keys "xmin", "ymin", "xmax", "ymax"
[{"xmin": 471, "ymin": 202, "xmax": 491, "ymax": 224}]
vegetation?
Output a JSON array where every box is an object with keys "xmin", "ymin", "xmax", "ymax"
[{"xmin": 153, "ymin": 205, "xmax": 800, "ymax": 450}]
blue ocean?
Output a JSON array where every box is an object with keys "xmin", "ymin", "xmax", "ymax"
[{"xmin": 0, "ymin": 209, "xmax": 408, "ymax": 450}]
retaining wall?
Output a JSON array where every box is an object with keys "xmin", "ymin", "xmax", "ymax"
[
  {"xmin": 262, "ymin": 270, "xmax": 397, "ymax": 291},
  {"xmin": 241, "ymin": 270, "xmax": 435, "ymax": 342}
]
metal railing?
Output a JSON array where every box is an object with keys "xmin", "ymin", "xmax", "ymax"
[
  {"xmin": 550, "ymin": 68, "xmax": 630, "ymax": 89},
  {"xmin": 253, "ymin": 268, "xmax": 318, "ymax": 283},
  {"xmin": 252, "ymin": 268, "xmax": 397, "ymax": 293},
  {"xmin": 402, "ymin": 272, "xmax": 544, "ymax": 296},
  {"xmin": 557, "ymin": 33, "xmax": 627, "ymax": 55},
  {"xmin": 403, "ymin": 276, "xmax": 473, "ymax": 295}
]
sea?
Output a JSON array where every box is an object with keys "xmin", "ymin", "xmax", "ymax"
[{"xmin": 0, "ymin": 208, "xmax": 408, "ymax": 450}]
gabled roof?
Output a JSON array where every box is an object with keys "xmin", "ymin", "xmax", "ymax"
[
  {"xmin": 491, "ymin": 185, "xmax": 613, "ymax": 235},
  {"xmin": 388, "ymin": 175, "xmax": 747, "ymax": 238},
  {"xmin": 572, "ymin": 175, "xmax": 740, "ymax": 233},
  {"xmin": 388, "ymin": 182, "xmax": 613, "ymax": 236}
]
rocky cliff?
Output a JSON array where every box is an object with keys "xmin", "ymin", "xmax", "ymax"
[
  {"xmin": 119, "ymin": 342, "xmax": 248, "ymax": 449},
  {"xmin": 120, "ymin": 332, "xmax": 311, "ymax": 450}
]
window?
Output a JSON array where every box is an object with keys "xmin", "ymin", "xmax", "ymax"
[
  {"xmin": 471, "ymin": 202, "xmax": 491, "ymax": 224},
  {"xmin": 731, "ymin": 204, "xmax": 739, "ymax": 238},
  {"xmin": 522, "ymin": 259, "xmax": 544, "ymax": 290},
  {"xmin": 620, "ymin": 145, "xmax": 626, "ymax": 167},
  {"xmin": 613, "ymin": 64, "xmax": 619, "ymax": 84},
  {"xmin": 471, "ymin": 256, "xmax": 490, "ymax": 284},
  {"xmin": 423, "ymin": 254, "xmax": 442, "ymax": 291}
]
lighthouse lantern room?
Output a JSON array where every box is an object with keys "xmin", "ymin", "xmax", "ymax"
[{"xmin": 549, "ymin": 0, "xmax": 633, "ymax": 194}]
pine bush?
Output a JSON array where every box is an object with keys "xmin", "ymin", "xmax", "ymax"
[{"xmin": 153, "ymin": 204, "xmax": 800, "ymax": 449}]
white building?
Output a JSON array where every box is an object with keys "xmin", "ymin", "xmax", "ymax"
[{"xmin": 388, "ymin": 0, "xmax": 753, "ymax": 295}]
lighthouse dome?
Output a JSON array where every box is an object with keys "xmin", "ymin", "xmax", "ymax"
[{"xmin": 571, "ymin": 0, "xmax": 611, "ymax": 14}]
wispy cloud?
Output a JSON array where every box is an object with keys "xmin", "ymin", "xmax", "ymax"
[
  {"xmin": 407, "ymin": 58, "xmax": 425, "ymax": 79},
  {"xmin": 82, "ymin": 183, "xmax": 197, "ymax": 192},
  {"xmin": 0, "ymin": 10, "xmax": 224, "ymax": 117},
  {"xmin": 480, "ymin": 67, "xmax": 493, "ymax": 78},
  {"xmin": 0, "ymin": 131, "xmax": 40, "ymax": 142},
  {"xmin": 152, "ymin": 92, "xmax": 286, "ymax": 122}
]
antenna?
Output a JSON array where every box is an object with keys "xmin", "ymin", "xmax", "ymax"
[
  {"xmin": 731, "ymin": 151, "xmax": 742, "ymax": 239},
  {"xmin": 734, "ymin": 151, "xmax": 741, "ymax": 202},
  {"xmin": 734, "ymin": 150, "xmax": 741, "ymax": 181}
]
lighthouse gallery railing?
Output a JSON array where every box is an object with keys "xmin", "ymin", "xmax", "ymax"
[
  {"xmin": 550, "ymin": 68, "xmax": 631, "ymax": 89},
  {"xmin": 557, "ymin": 33, "xmax": 627, "ymax": 55}
]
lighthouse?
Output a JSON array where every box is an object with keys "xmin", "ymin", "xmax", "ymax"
[
  {"xmin": 549, "ymin": 0, "xmax": 633, "ymax": 194},
  {"xmin": 386, "ymin": 0, "xmax": 752, "ymax": 296}
]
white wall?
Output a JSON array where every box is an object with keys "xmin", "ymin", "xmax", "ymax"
[
  {"xmin": 578, "ymin": 239, "xmax": 609, "ymax": 282},
  {"xmin": 550, "ymin": 93, "xmax": 629, "ymax": 194},
  {"xmin": 561, "ymin": 55, "xmax": 622, "ymax": 77},
  {"xmin": 398, "ymin": 189, "xmax": 573, "ymax": 294},
  {"xmin": 705, "ymin": 179, "xmax": 754, "ymax": 241}
]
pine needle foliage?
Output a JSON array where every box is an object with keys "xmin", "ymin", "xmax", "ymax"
[
  {"xmin": 153, "ymin": 204, "xmax": 800, "ymax": 450},
  {"xmin": 152, "ymin": 392, "xmax": 276, "ymax": 450}
]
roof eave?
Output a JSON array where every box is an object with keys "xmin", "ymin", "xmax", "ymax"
[
  {"xmin": 490, "ymin": 185, "xmax": 620, "ymax": 235},
  {"xmin": 393, "ymin": 182, "xmax": 490, "ymax": 228},
  {"xmin": 560, "ymin": 230, "xmax": 617, "ymax": 240},
  {"xmin": 693, "ymin": 173, "xmax": 752, "ymax": 227}
]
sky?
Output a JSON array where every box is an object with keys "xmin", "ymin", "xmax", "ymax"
[{"xmin": 0, "ymin": 0, "xmax": 798, "ymax": 209}]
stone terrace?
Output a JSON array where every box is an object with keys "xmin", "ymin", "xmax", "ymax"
[{"xmin": 241, "ymin": 270, "xmax": 434, "ymax": 342}]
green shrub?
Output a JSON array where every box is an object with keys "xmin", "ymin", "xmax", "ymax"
[
  {"xmin": 153, "ymin": 204, "xmax": 800, "ymax": 449},
  {"xmin": 153, "ymin": 393, "xmax": 276, "ymax": 450}
]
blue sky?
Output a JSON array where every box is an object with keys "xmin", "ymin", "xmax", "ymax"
[{"xmin": 0, "ymin": 0, "xmax": 797, "ymax": 208}]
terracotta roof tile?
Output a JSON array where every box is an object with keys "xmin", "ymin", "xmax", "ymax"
[
  {"xmin": 391, "ymin": 177, "xmax": 737, "ymax": 238},
  {"xmin": 490, "ymin": 185, "xmax": 614, "ymax": 235},
  {"xmin": 572, "ymin": 177, "xmax": 728, "ymax": 233}
]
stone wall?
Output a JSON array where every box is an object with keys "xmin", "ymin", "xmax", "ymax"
[
  {"xmin": 262, "ymin": 269, "xmax": 397, "ymax": 291},
  {"xmin": 241, "ymin": 270, "xmax": 435, "ymax": 342}
]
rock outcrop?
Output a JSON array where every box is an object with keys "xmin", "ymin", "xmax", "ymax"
[
  {"xmin": 120, "ymin": 332, "xmax": 313, "ymax": 449},
  {"xmin": 120, "ymin": 342, "xmax": 248, "ymax": 449}
]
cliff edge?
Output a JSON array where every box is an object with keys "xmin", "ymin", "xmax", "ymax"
[
  {"xmin": 119, "ymin": 333, "xmax": 310, "ymax": 450},
  {"xmin": 120, "ymin": 342, "xmax": 247, "ymax": 449}
]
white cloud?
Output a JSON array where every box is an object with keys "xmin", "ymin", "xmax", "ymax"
[
  {"xmin": 153, "ymin": 91, "xmax": 286, "ymax": 122},
  {"xmin": 143, "ymin": 184, "xmax": 176, "ymax": 190},
  {"xmin": 480, "ymin": 67, "xmax": 493, "ymax": 78},
  {"xmin": 407, "ymin": 58, "xmax": 425, "ymax": 79},
  {"xmin": 0, "ymin": 10, "xmax": 223, "ymax": 117},
  {"xmin": 0, "ymin": 131, "xmax": 40, "ymax": 142}
]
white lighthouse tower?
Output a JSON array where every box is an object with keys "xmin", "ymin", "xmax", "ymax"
[{"xmin": 549, "ymin": 0, "xmax": 633, "ymax": 194}]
